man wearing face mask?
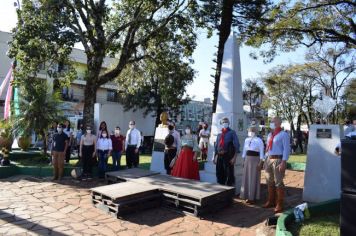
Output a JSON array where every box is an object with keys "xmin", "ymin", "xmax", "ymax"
[
  {"xmin": 51, "ymin": 124, "xmax": 69, "ymax": 181},
  {"xmin": 164, "ymin": 122, "xmax": 181, "ymax": 174},
  {"xmin": 263, "ymin": 117, "xmax": 290, "ymax": 213},
  {"xmin": 110, "ymin": 126, "xmax": 125, "ymax": 171},
  {"xmin": 125, "ymin": 121, "xmax": 141, "ymax": 168},
  {"xmin": 214, "ymin": 117, "xmax": 240, "ymax": 186}
]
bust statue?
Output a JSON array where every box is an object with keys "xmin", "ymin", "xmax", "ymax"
[{"xmin": 159, "ymin": 112, "xmax": 168, "ymax": 127}]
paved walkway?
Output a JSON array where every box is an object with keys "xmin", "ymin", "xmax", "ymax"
[{"xmin": 0, "ymin": 170, "xmax": 304, "ymax": 236}]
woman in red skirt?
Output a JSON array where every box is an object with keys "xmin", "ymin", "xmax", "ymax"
[{"xmin": 171, "ymin": 125, "xmax": 200, "ymax": 180}]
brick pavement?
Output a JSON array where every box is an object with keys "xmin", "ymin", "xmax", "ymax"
[{"xmin": 0, "ymin": 170, "xmax": 304, "ymax": 236}]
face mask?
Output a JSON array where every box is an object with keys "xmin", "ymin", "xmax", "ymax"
[
  {"xmin": 185, "ymin": 129, "xmax": 191, "ymax": 135},
  {"xmin": 57, "ymin": 128, "xmax": 62, "ymax": 133},
  {"xmin": 86, "ymin": 130, "xmax": 92, "ymax": 134},
  {"xmin": 168, "ymin": 125, "xmax": 174, "ymax": 131},
  {"xmin": 270, "ymin": 122, "xmax": 276, "ymax": 130},
  {"xmin": 248, "ymin": 131, "xmax": 255, "ymax": 137},
  {"xmin": 129, "ymin": 124, "xmax": 135, "ymax": 129},
  {"xmin": 222, "ymin": 123, "xmax": 229, "ymax": 129},
  {"xmin": 102, "ymin": 133, "xmax": 107, "ymax": 138}
]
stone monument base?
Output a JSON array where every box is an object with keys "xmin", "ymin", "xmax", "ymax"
[
  {"xmin": 303, "ymin": 124, "xmax": 343, "ymax": 202},
  {"xmin": 199, "ymin": 162, "xmax": 217, "ymax": 183},
  {"xmin": 150, "ymin": 127, "xmax": 169, "ymax": 174}
]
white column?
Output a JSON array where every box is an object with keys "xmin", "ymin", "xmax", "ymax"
[{"xmin": 199, "ymin": 32, "xmax": 247, "ymax": 194}]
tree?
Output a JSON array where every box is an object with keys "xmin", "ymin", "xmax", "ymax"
[
  {"xmin": 303, "ymin": 45, "xmax": 355, "ymax": 123},
  {"xmin": 197, "ymin": 0, "xmax": 273, "ymax": 112},
  {"xmin": 13, "ymin": 79, "xmax": 62, "ymax": 155},
  {"xmin": 245, "ymin": 0, "xmax": 356, "ymax": 61},
  {"xmin": 262, "ymin": 64, "xmax": 318, "ymax": 132},
  {"xmin": 342, "ymin": 78, "xmax": 356, "ymax": 119},
  {"xmin": 242, "ymin": 79, "xmax": 264, "ymax": 119},
  {"xmin": 117, "ymin": 41, "xmax": 195, "ymax": 127},
  {"xmin": 9, "ymin": 0, "xmax": 198, "ymax": 128}
]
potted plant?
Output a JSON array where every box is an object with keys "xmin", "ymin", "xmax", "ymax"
[
  {"xmin": 18, "ymin": 136, "xmax": 31, "ymax": 151},
  {"xmin": 0, "ymin": 120, "xmax": 14, "ymax": 150}
]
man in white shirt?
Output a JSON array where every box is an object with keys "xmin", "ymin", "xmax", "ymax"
[{"xmin": 125, "ymin": 120, "xmax": 141, "ymax": 168}]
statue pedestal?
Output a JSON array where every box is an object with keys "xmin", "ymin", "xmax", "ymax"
[{"xmin": 150, "ymin": 127, "xmax": 169, "ymax": 174}]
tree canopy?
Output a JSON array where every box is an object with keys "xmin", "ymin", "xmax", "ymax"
[
  {"xmin": 117, "ymin": 40, "xmax": 195, "ymax": 126},
  {"xmin": 245, "ymin": 0, "xmax": 356, "ymax": 61},
  {"xmin": 9, "ymin": 0, "xmax": 199, "ymax": 127}
]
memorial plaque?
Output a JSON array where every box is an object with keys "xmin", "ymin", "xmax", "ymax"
[{"xmin": 316, "ymin": 128, "xmax": 332, "ymax": 138}]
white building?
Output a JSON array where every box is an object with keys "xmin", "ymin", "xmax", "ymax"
[{"xmin": 0, "ymin": 30, "xmax": 155, "ymax": 136}]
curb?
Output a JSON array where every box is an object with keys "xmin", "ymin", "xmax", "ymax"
[
  {"xmin": 0, "ymin": 165, "xmax": 99, "ymax": 179},
  {"xmin": 276, "ymin": 199, "xmax": 340, "ymax": 236}
]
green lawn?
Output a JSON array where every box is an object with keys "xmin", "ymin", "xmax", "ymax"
[
  {"xmin": 288, "ymin": 154, "xmax": 307, "ymax": 163},
  {"xmin": 9, "ymin": 151, "xmax": 209, "ymax": 170},
  {"xmin": 10, "ymin": 151, "xmax": 305, "ymax": 169},
  {"xmin": 288, "ymin": 214, "xmax": 340, "ymax": 236}
]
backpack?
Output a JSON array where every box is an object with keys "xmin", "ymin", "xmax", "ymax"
[{"xmin": 164, "ymin": 134, "xmax": 174, "ymax": 147}]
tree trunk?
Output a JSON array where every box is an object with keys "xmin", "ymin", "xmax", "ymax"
[
  {"xmin": 212, "ymin": 0, "xmax": 233, "ymax": 113},
  {"xmin": 41, "ymin": 130, "xmax": 47, "ymax": 156},
  {"xmin": 83, "ymin": 78, "xmax": 98, "ymax": 129},
  {"xmin": 297, "ymin": 114, "xmax": 302, "ymax": 130},
  {"xmin": 155, "ymin": 104, "xmax": 163, "ymax": 128},
  {"xmin": 290, "ymin": 120, "xmax": 295, "ymax": 136},
  {"xmin": 303, "ymin": 112, "xmax": 310, "ymax": 128}
]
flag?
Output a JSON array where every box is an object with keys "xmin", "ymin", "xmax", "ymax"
[
  {"xmin": 4, "ymin": 72, "xmax": 14, "ymax": 119},
  {"xmin": 0, "ymin": 67, "xmax": 12, "ymax": 97}
]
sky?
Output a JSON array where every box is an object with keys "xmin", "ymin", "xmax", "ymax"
[{"xmin": 0, "ymin": 1, "xmax": 307, "ymax": 101}]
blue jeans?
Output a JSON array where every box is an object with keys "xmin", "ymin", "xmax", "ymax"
[
  {"xmin": 111, "ymin": 150, "xmax": 122, "ymax": 171},
  {"xmin": 97, "ymin": 150, "xmax": 109, "ymax": 178}
]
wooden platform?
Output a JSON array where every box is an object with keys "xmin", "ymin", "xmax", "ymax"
[
  {"xmin": 92, "ymin": 169, "xmax": 235, "ymax": 217},
  {"xmin": 105, "ymin": 168, "xmax": 160, "ymax": 184},
  {"xmin": 91, "ymin": 182, "xmax": 161, "ymax": 217},
  {"xmin": 131, "ymin": 175, "xmax": 235, "ymax": 216}
]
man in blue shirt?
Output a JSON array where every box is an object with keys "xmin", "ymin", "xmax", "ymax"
[
  {"xmin": 263, "ymin": 117, "xmax": 290, "ymax": 213},
  {"xmin": 214, "ymin": 117, "xmax": 240, "ymax": 186}
]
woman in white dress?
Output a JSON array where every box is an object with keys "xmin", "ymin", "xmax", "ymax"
[{"xmin": 240, "ymin": 125, "xmax": 265, "ymax": 204}]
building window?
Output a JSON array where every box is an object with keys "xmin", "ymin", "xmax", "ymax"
[{"xmin": 107, "ymin": 90, "xmax": 119, "ymax": 102}]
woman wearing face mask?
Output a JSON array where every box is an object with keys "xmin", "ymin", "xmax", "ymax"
[
  {"xmin": 240, "ymin": 125, "xmax": 265, "ymax": 204},
  {"xmin": 110, "ymin": 126, "xmax": 125, "ymax": 171},
  {"xmin": 63, "ymin": 120, "xmax": 73, "ymax": 164},
  {"xmin": 79, "ymin": 126, "xmax": 97, "ymax": 179},
  {"xmin": 96, "ymin": 130, "xmax": 112, "ymax": 178},
  {"xmin": 171, "ymin": 125, "xmax": 200, "ymax": 180},
  {"xmin": 199, "ymin": 123, "xmax": 209, "ymax": 161},
  {"xmin": 97, "ymin": 121, "xmax": 108, "ymax": 139}
]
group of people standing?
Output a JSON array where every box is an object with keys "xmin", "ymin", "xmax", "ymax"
[
  {"xmin": 164, "ymin": 116, "xmax": 290, "ymax": 213},
  {"xmin": 49, "ymin": 120, "xmax": 142, "ymax": 181},
  {"xmin": 164, "ymin": 122, "xmax": 210, "ymax": 180}
]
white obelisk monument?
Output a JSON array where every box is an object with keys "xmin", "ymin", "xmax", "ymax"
[{"xmin": 200, "ymin": 32, "xmax": 247, "ymax": 193}]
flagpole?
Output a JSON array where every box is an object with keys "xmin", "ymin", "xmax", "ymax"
[{"xmin": 12, "ymin": 0, "xmax": 21, "ymax": 117}]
